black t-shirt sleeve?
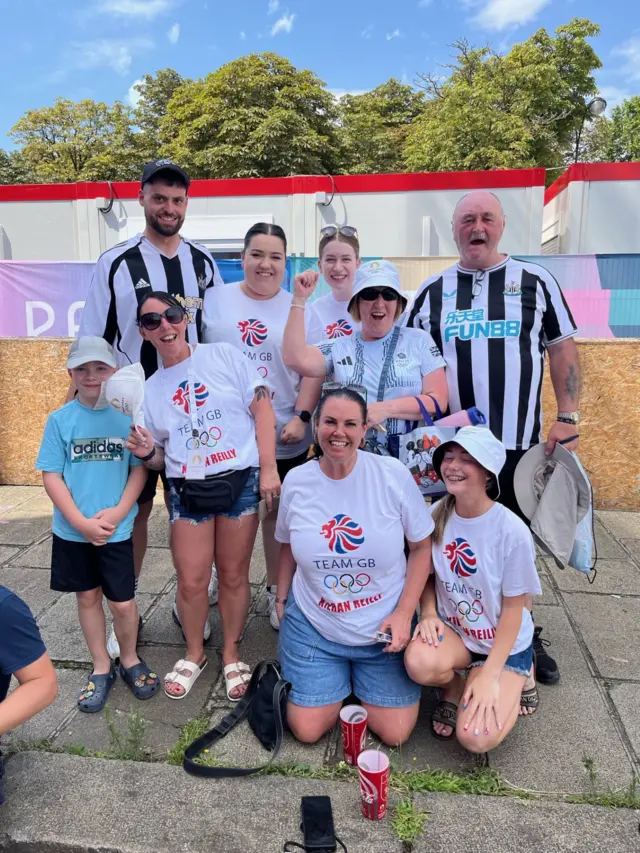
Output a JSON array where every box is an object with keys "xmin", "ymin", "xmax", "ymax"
[{"xmin": 0, "ymin": 592, "xmax": 47, "ymax": 678}]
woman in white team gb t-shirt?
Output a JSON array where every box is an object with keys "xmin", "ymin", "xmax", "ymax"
[
  {"xmin": 306, "ymin": 228, "xmax": 361, "ymax": 344},
  {"xmin": 404, "ymin": 427, "xmax": 542, "ymax": 754},
  {"xmin": 275, "ymin": 388, "xmax": 434, "ymax": 747}
]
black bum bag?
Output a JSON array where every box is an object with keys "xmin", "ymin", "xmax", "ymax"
[{"xmin": 173, "ymin": 467, "xmax": 252, "ymax": 514}]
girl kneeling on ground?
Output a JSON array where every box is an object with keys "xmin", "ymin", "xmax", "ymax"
[{"xmin": 404, "ymin": 426, "xmax": 541, "ymax": 752}]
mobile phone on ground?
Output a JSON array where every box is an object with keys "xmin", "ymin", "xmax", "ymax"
[{"xmin": 300, "ymin": 796, "xmax": 337, "ymax": 852}]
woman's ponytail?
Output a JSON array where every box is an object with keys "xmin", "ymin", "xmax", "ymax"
[{"xmin": 431, "ymin": 494, "xmax": 456, "ymax": 546}]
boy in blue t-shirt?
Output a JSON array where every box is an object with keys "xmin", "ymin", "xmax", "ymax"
[
  {"xmin": 0, "ymin": 585, "xmax": 58, "ymax": 805},
  {"xmin": 36, "ymin": 337, "xmax": 159, "ymax": 712}
]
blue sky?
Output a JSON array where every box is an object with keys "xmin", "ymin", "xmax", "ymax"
[{"xmin": 1, "ymin": 0, "xmax": 639, "ymax": 148}]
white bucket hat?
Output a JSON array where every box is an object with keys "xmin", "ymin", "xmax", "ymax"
[
  {"xmin": 104, "ymin": 362, "xmax": 146, "ymax": 428},
  {"xmin": 514, "ymin": 443, "xmax": 590, "ymax": 523},
  {"xmin": 348, "ymin": 260, "xmax": 407, "ymax": 313},
  {"xmin": 431, "ymin": 426, "xmax": 507, "ymax": 483}
]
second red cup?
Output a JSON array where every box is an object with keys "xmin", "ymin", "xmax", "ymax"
[
  {"xmin": 357, "ymin": 749, "xmax": 390, "ymax": 820},
  {"xmin": 339, "ymin": 704, "xmax": 368, "ymax": 766}
]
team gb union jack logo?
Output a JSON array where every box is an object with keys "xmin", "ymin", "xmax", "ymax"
[
  {"xmin": 444, "ymin": 538, "xmax": 478, "ymax": 578},
  {"xmin": 321, "ymin": 514, "xmax": 364, "ymax": 554},
  {"xmin": 172, "ymin": 380, "xmax": 208, "ymax": 414},
  {"xmin": 325, "ymin": 319, "xmax": 353, "ymax": 339},
  {"xmin": 238, "ymin": 318, "xmax": 268, "ymax": 347}
]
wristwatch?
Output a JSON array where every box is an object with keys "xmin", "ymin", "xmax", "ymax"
[
  {"xmin": 557, "ymin": 411, "xmax": 580, "ymax": 425},
  {"xmin": 294, "ymin": 410, "xmax": 312, "ymax": 423}
]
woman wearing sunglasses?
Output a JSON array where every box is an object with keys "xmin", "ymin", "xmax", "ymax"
[
  {"xmin": 307, "ymin": 225, "xmax": 361, "ymax": 344},
  {"xmin": 283, "ymin": 260, "xmax": 448, "ymax": 451},
  {"xmin": 126, "ymin": 292, "xmax": 280, "ymax": 701}
]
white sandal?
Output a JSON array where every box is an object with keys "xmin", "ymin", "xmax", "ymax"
[
  {"xmin": 223, "ymin": 661, "xmax": 251, "ymax": 702},
  {"xmin": 164, "ymin": 658, "xmax": 208, "ymax": 700}
]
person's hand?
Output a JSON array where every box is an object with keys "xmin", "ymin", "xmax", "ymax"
[
  {"xmin": 460, "ymin": 670, "xmax": 502, "ymax": 737},
  {"xmin": 275, "ymin": 600, "xmax": 286, "ymax": 624},
  {"xmin": 259, "ymin": 464, "xmax": 281, "ymax": 512},
  {"xmin": 125, "ymin": 425, "xmax": 155, "ymax": 459},
  {"xmin": 79, "ymin": 516, "xmax": 115, "ymax": 547},
  {"xmin": 412, "ymin": 614, "xmax": 445, "ymax": 647},
  {"xmin": 545, "ymin": 420, "xmax": 579, "ymax": 455},
  {"xmin": 293, "ymin": 270, "xmax": 319, "ymax": 302},
  {"xmin": 281, "ymin": 416, "xmax": 306, "ymax": 445},
  {"xmin": 93, "ymin": 507, "xmax": 123, "ymax": 530},
  {"xmin": 366, "ymin": 402, "xmax": 392, "ymax": 430},
  {"xmin": 378, "ymin": 610, "xmax": 412, "ymax": 653}
]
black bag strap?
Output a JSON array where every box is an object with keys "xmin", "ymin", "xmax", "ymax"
[
  {"xmin": 183, "ymin": 660, "xmax": 288, "ymax": 778},
  {"xmin": 376, "ymin": 325, "xmax": 401, "ymax": 402}
]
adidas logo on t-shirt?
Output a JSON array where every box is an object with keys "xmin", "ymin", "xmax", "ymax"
[{"xmin": 134, "ymin": 278, "xmax": 150, "ymax": 290}]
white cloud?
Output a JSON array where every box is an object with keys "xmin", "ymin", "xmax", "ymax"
[
  {"xmin": 361, "ymin": 24, "xmax": 374, "ymax": 39},
  {"xmin": 268, "ymin": 0, "xmax": 279, "ymax": 13},
  {"xmin": 330, "ymin": 88, "xmax": 368, "ymax": 100},
  {"xmin": 471, "ymin": 0, "xmax": 551, "ymax": 32},
  {"xmin": 271, "ymin": 12, "xmax": 295, "ymax": 35},
  {"xmin": 74, "ymin": 38, "xmax": 154, "ymax": 75},
  {"xmin": 127, "ymin": 78, "xmax": 144, "ymax": 107},
  {"xmin": 98, "ymin": 0, "xmax": 173, "ymax": 20},
  {"xmin": 613, "ymin": 36, "xmax": 640, "ymax": 82},
  {"xmin": 596, "ymin": 86, "xmax": 631, "ymax": 111},
  {"xmin": 240, "ymin": 30, "xmax": 246, "ymax": 40},
  {"xmin": 386, "ymin": 29, "xmax": 401, "ymax": 41},
  {"xmin": 168, "ymin": 22, "xmax": 180, "ymax": 44}
]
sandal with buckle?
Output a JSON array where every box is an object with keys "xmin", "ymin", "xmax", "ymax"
[
  {"xmin": 223, "ymin": 661, "xmax": 251, "ymax": 702},
  {"xmin": 164, "ymin": 658, "xmax": 208, "ymax": 700},
  {"xmin": 520, "ymin": 685, "xmax": 540, "ymax": 716},
  {"xmin": 119, "ymin": 658, "xmax": 160, "ymax": 700},
  {"xmin": 431, "ymin": 700, "xmax": 458, "ymax": 740},
  {"xmin": 77, "ymin": 664, "xmax": 116, "ymax": 713}
]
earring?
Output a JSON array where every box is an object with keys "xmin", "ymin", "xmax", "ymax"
[{"xmin": 359, "ymin": 438, "xmax": 366, "ymax": 448}]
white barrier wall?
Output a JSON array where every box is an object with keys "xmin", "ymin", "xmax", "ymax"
[{"xmin": 0, "ymin": 170, "xmax": 545, "ymax": 261}]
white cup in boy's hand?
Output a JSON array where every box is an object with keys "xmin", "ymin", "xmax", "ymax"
[{"xmin": 126, "ymin": 425, "xmax": 154, "ymax": 458}]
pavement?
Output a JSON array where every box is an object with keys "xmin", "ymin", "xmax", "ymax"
[{"xmin": 0, "ymin": 485, "xmax": 639, "ymax": 852}]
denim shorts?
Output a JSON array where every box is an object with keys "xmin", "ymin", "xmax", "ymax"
[
  {"xmin": 278, "ymin": 595, "xmax": 422, "ymax": 709},
  {"xmin": 469, "ymin": 643, "xmax": 533, "ymax": 677},
  {"xmin": 167, "ymin": 467, "xmax": 260, "ymax": 525}
]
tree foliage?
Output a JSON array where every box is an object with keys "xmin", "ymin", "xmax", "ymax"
[
  {"xmin": 582, "ymin": 97, "xmax": 640, "ymax": 162},
  {"xmin": 132, "ymin": 68, "xmax": 188, "ymax": 160}
]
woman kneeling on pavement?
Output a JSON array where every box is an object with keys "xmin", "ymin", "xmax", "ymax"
[
  {"xmin": 275, "ymin": 387, "xmax": 433, "ymax": 746},
  {"xmin": 404, "ymin": 427, "xmax": 541, "ymax": 752},
  {"xmin": 127, "ymin": 291, "xmax": 280, "ymax": 701}
]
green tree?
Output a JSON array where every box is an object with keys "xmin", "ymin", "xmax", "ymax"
[
  {"xmin": 0, "ymin": 149, "xmax": 36, "ymax": 184},
  {"xmin": 582, "ymin": 97, "xmax": 640, "ymax": 162},
  {"xmin": 339, "ymin": 79, "xmax": 425, "ymax": 173},
  {"xmin": 405, "ymin": 18, "xmax": 602, "ymax": 174},
  {"xmin": 8, "ymin": 98, "xmax": 142, "ymax": 182},
  {"xmin": 164, "ymin": 52, "xmax": 344, "ymax": 178},
  {"xmin": 132, "ymin": 68, "xmax": 188, "ymax": 160}
]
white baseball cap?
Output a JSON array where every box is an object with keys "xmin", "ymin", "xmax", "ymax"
[
  {"xmin": 432, "ymin": 426, "xmax": 507, "ymax": 482},
  {"xmin": 67, "ymin": 337, "xmax": 117, "ymax": 369},
  {"xmin": 348, "ymin": 260, "xmax": 407, "ymax": 313}
]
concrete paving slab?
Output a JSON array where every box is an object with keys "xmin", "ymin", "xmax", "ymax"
[
  {"xmin": 0, "ymin": 566, "xmax": 62, "ymax": 617},
  {"xmin": 538, "ymin": 573, "xmax": 559, "ymax": 605},
  {"xmin": 413, "ymin": 792, "xmax": 640, "ymax": 853},
  {"xmin": 141, "ymin": 590, "xmax": 223, "ymax": 648},
  {"xmin": 8, "ymin": 534, "xmax": 52, "ymax": 568},
  {"xmin": 544, "ymin": 557, "xmax": 640, "ymax": 595},
  {"xmin": 147, "ymin": 506, "xmax": 170, "ymax": 547},
  {"xmin": 0, "ymin": 485, "xmax": 44, "ymax": 508},
  {"xmin": 622, "ymin": 539, "xmax": 640, "ymax": 564},
  {"xmin": 0, "ymin": 545, "xmax": 19, "ymax": 565},
  {"xmin": 3, "ymin": 666, "xmax": 86, "ymax": 746},
  {"xmin": 16, "ymin": 494, "xmax": 59, "ymax": 515},
  {"xmin": 1, "ymin": 753, "xmax": 402, "ymax": 853},
  {"xmin": 38, "ymin": 593, "xmax": 156, "ymax": 663},
  {"xmin": 609, "ymin": 682, "xmax": 640, "ymax": 760},
  {"xmin": 592, "ymin": 519, "xmax": 629, "ymax": 559},
  {"xmin": 566, "ymin": 592, "xmax": 640, "ymax": 680},
  {"xmin": 490, "ymin": 605, "xmax": 635, "ymax": 793},
  {"xmin": 249, "ymin": 527, "xmax": 267, "ymax": 586},
  {"xmin": 137, "ymin": 546, "xmax": 175, "ymax": 595},
  {"xmin": 0, "ymin": 511, "xmax": 51, "ymax": 546},
  {"xmin": 597, "ymin": 511, "xmax": 640, "ymax": 540}
]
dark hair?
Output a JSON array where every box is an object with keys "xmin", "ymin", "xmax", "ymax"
[
  {"xmin": 312, "ymin": 388, "xmax": 367, "ymax": 459},
  {"xmin": 136, "ymin": 290, "xmax": 184, "ymax": 325},
  {"xmin": 143, "ymin": 169, "xmax": 189, "ymax": 191},
  {"xmin": 243, "ymin": 222, "xmax": 287, "ymax": 255},
  {"xmin": 318, "ymin": 232, "xmax": 360, "ymax": 260}
]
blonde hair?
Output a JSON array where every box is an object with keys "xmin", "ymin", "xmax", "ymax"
[
  {"xmin": 318, "ymin": 232, "xmax": 360, "ymax": 260},
  {"xmin": 349, "ymin": 297, "xmax": 405, "ymax": 324},
  {"xmin": 431, "ymin": 494, "xmax": 456, "ymax": 546}
]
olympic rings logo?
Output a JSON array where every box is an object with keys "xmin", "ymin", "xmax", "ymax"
[
  {"xmin": 448, "ymin": 598, "xmax": 484, "ymax": 623},
  {"xmin": 186, "ymin": 426, "xmax": 222, "ymax": 450},
  {"xmin": 323, "ymin": 573, "xmax": 371, "ymax": 595}
]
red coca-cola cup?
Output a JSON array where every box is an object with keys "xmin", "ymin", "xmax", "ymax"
[
  {"xmin": 357, "ymin": 749, "xmax": 390, "ymax": 820},
  {"xmin": 339, "ymin": 704, "xmax": 368, "ymax": 766}
]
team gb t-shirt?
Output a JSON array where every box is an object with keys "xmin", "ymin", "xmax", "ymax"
[
  {"xmin": 307, "ymin": 292, "xmax": 360, "ymax": 344},
  {"xmin": 142, "ymin": 343, "xmax": 263, "ymax": 479},
  {"xmin": 275, "ymin": 451, "xmax": 434, "ymax": 646},
  {"xmin": 432, "ymin": 502, "xmax": 541, "ymax": 655},
  {"xmin": 202, "ymin": 283, "xmax": 312, "ymax": 459}
]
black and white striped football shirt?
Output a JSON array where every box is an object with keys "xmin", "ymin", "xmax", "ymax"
[
  {"xmin": 406, "ymin": 255, "xmax": 577, "ymax": 450},
  {"xmin": 78, "ymin": 234, "xmax": 223, "ymax": 378}
]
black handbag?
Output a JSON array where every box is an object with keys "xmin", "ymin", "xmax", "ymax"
[
  {"xmin": 176, "ymin": 466, "xmax": 252, "ymax": 514},
  {"xmin": 183, "ymin": 659, "xmax": 290, "ymax": 778}
]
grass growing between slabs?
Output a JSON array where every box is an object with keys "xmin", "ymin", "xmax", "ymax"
[{"xmin": 390, "ymin": 799, "xmax": 428, "ymax": 844}]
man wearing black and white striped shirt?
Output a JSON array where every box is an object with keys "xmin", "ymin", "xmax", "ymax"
[
  {"xmin": 407, "ymin": 190, "xmax": 581, "ymax": 692},
  {"xmin": 77, "ymin": 160, "xmax": 223, "ymax": 655}
]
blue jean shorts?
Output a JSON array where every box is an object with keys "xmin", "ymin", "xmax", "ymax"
[
  {"xmin": 469, "ymin": 643, "xmax": 533, "ymax": 677},
  {"xmin": 278, "ymin": 595, "xmax": 422, "ymax": 709},
  {"xmin": 167, "ymin": 467, "xmax": 260, "ymax": 525}
]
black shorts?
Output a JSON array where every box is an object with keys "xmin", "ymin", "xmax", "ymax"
[
  {"xmin": 137, "ymin": 467, "xmax": 170, "ymax": 506},
  {"xmin": 50, "ymin": 534, "xmax": 135, "ymax": 603},
  {"xmin": 496, "ymin": 449, "xmax": 530, "ymax": 525},
  {"xmin": 276, "ymin": 449, "xmax": 310, "ymax": 482}
]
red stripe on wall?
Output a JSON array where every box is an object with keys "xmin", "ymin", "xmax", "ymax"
[{"xmin": 544, "ymin": 162, "xmax": 640, "ymax": 205}]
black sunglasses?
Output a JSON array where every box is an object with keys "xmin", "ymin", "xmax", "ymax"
[
  {"xmin": 358, "ymin": 287, "xmax": 399, "ymax": 302},
  {"xmin": 138, "ymin": 305, "xmax": 185, "ymax": 331}
]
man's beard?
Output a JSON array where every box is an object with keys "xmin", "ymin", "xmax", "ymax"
[{"xmin": 147, "ymin": 212, "xmax": 184, "ymax": 237}]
